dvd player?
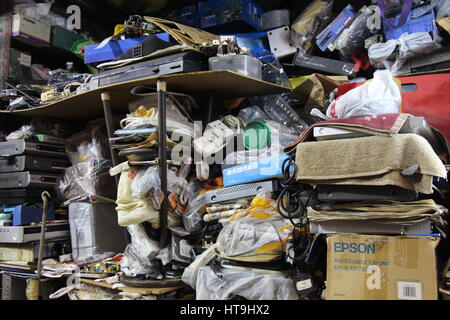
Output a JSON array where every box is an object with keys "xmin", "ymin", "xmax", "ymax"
[
  {"xmin": 317, "ymin": 185, "xmax": 418, "ymax": 203},
  {"xmin": 0, "ymin": 155, "xmax": 70, "ymax": 173},
  {"xmin": 0, "ymin": 222, "xmax": 70, "ymax": 243},
  {"xmin": 90, "ymin": 51, "xmax": 208, "ymax": 89},
  {"xmin": 0, "ymin": 140, "xmax": 67, "ymax": 158},
  {"xmin": 205, "ymin": 180, "xmax": 279, "ymax": 204},
  {"xmin": 0, "ymin": 172, "xmax": 59, "ymax": 189}
]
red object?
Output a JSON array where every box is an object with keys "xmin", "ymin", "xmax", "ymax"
[{"xmin": 336, "ymin": 73, "xmax": 450, "ymax": 141}]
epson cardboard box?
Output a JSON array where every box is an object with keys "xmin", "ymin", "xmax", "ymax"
[{"xmin": 326, "ymin": 234, "xmax": 439, "ymax": 300}]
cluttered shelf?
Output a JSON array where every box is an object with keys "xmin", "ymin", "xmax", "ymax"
[{"xmin": 0, "ymin": 71, "xmax": 291, "ymax": 120}]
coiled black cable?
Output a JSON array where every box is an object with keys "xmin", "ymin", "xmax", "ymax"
[{"xmin": 277, "ymin": 157, "xmax": 314, "ymax": 265}]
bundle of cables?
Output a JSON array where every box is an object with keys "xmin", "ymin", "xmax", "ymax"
[{"xmin": 277, "ymin": 157, "xmax": 323, "ymax": 298}]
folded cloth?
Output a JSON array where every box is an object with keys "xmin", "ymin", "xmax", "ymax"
[
  {"xmin": 307, "ymin": 199, "xmax": 447, "ymax": 226},
  {"xmin": 295, "ymin": 134, "xmax": 447, "ymax": 194},
  {"xmin": 285, "ymin": 113, "xmax": 410, "ymax": 154}
]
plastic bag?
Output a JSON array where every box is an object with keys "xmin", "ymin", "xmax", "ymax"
[
  {"xmin": 368, "ymin": 32, "xmax": 442, "ymax": 74},
  {"xmin": 131, "ymin": 166, "xmax": 188, "ymax": 210},
  {"xmin": 216, "ymin": 189, "xmax": 294, "ymax": 262},
  {"xmin": 6, "ymin": 125, "xmax": 35, "ymax": 141},
  {"xmin": 333, "ymin": 8, "xmax": 374, "ymax": 59},
  {"xmin": 290, "ymin": 0, "xmax": 333, "ymax": 52},
  {"xmin": 326, "ymin": 70, "xmax": 402, "ymax": 119},
  {"xmin": 116, "ymin": 169, "xmax": 181, "ymax": 228},
  {"xmin": 66, "ymin": 120, "xmax": 111, "ymax": 166},
  {"xmin": 196, "ymin": 266, "xmax": 298, "ymax": 300},
  {"xmin": 182, "ymin": 244, "xmax": 218, "ymax": 290},
  {"xmin": 182, "ymin": 193, "xmax": 207, "ymax": 232},
  {"xmin": 121, "ymin": 224, "xmax": 161, "ymax": 277},
  {"xmin": 437, "ymin": 0, "xmax": 450, "ymax": 18},
  {"xmin": 58, "ymin": 159, "xmax": 116, "ymax": 200}
]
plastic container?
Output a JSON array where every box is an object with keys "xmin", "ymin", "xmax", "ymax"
[
  {"xmin": 209, "ymin": 54, "xmax": 262, "ymax": 80},
  {"xmin": 238, "ymin": 105, "xmax": 270, "ymax": 125},
  {"xmin": 259, "ymin": 95, "xmax": 308, "ymax": 135}
]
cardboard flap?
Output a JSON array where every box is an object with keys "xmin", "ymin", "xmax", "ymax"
[{"xmin": 144, "ymin": 17, "xmax": 219, "ymax": 47}]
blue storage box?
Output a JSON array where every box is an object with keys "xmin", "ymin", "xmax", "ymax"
[
  {"xmin": 199, "ymin": 0, "xmax": 263, "ymax": 33},
  {"xmin": 383, "ymin": 4, "xmax": 439, "ymax": 40},
  {"xmin": 223, "ymin": 153, "xmax": 292, "ymax": 187},
  {"xmin": 169, "ymin": 5, "xmax": 200, "ymax": 28},
  {"xmin": 5, "ymin": 204, "xmax": 55, "ymax": 226},
  {"xmin": 84, "ymin": 33, "xmax": 171, "ymax": 66}
]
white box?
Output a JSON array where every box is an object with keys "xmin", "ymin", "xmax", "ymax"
[{"xmin": 12, "ymin": 14, "xmax": 50, "ymax": 47}]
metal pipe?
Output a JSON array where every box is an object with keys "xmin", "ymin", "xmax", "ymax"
[
  {"xmin": 101, "ymin": 91, "xmax": 119, "ymax": 186},
  {"xmin": 157, "ymin": 79, "xmax": 169, "ymax": 248}
]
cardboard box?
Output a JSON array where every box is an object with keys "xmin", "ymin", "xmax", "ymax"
[
  {"xmin": 168, "ymin": 5, "xmax": 200, "ymax": 28},
  {"xmin": 12, "ymin": 14, "xmax": 50, "ymax": 47},
  {"xmin": 326, "ymin": 234, "xmax": 439, "ymax": 300}
]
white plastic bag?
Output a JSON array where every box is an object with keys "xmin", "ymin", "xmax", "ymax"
[
  {"xmin": 182, "ymin": 244, "xmax": 218, "ymax": 289},
  {"xmin": 196, "ymin": 266, "xmax": 298, "ymax": 300},
  {"xmin": 368, "ymin": 32, "xmax": 442, "ymax": 74},
  {"xmin": 326, "ymin": 70, "xmax": 402, "ymax": 119}
]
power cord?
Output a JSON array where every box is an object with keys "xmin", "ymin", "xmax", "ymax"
[{"xmin": 277, "ymin": 158, "xmax": 322, "ymax": 298}]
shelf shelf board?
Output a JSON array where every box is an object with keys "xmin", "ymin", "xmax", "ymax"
[{"xmin": 0, "ymin": 70, "xmax": 291, "ymax": 120}]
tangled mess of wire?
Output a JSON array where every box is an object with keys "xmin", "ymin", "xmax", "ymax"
[{"xmin": 277, "ymin": 157, "xmax": 314, "ymax": 265}]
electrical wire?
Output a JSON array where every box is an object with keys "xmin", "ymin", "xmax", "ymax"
[{"xmin": 277, "ymin": 157, "xmax": 314, "ymax": 266}]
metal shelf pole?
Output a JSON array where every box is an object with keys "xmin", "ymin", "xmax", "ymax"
[{"xmin": 157, "ymin": 80, "xmax": 169, "ymax": 248}]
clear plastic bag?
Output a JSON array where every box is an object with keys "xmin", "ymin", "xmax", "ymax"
[
  {"xmin": 182, "ymin": 193, "xmax": 207, "ymax": 233},
  {"xmin": 182, "ymin": 244, "xmax": 218, "ymax": 290},
  {"xmin": 131, "ymin": 166, "xmax": 188, "ymax": 210},
  {"xmin": 121, "ymin": 224, "xmax": 161, "ymax": 277},
  {"xmin": 6, "ymin": 125, "xmax": 35, "ymax": 141},
  {"xmin": 196, "ymin": 266, "xmax": 298, "ymax": 300},
  {"xmin": 66, "ymin": 120, "xmax": 110, "ymax": 166},
  {"xmin": 58, "ymin": 159, "xmax": 116, "ymax": 200},
  {"xmin": 216, "ymin": 189, "xmax": 294, "ymax": 262},
  {"xmin": 254, "ymin": 50, "xmax": 292, "ymax": 89}
]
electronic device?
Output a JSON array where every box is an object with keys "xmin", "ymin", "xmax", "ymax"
[
  {"xmin": 90, "ymin": 51, "xmax": 208, "ymax": 89},
  {"xmin": 0, "ymin": 188, "xmax": 49, "ymax": 201},
  {"xmin": 115, "ymin": 34, "xmax": 173, "ymax": 60},
  {"xmin": 205, "ymin": 180, "xmax": 279, "ymax": 205},
  {"xmin": 0, "ymin": 172, "xmax": 60, "ymax": 189},
  {"xmin": 0, "ymin": 140, "xmax": 66, "ymax": 158},
  {"xmin": 4, "ymin": 204, "xmax": 55, "ymax": 226},
  {"xmin": 309, "ymin": 219, "xmax": 434, "ymax": 235},
  {"xmin": 409, "ymin": 47, "xmax": 450, "ymax": 74},
  {"xmin": 0, "ymin": 155, "xmax": 70, "ymax": 173},
  {"xmin": 0, "ymin": 222, "xmax": 70, "ymax": 243},
  {"xmin": 313, "ymin": 127, "xmax": 370, "ymax": 141},
  {"xmin": 293, "ymin": 53, "xmax": 356, "ymax": 77},
  {"xmin": 317, "ymin": 185, "xmax": 418, "ymax": 203}
]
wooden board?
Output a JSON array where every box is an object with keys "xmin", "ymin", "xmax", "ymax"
[
  {"xmin": 0, "ymin": 70, "xmax": 291, "ymax": 120},
  {"xmin": 81, "ymin": 278, "xmax": 182, "ymax": 296}
]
